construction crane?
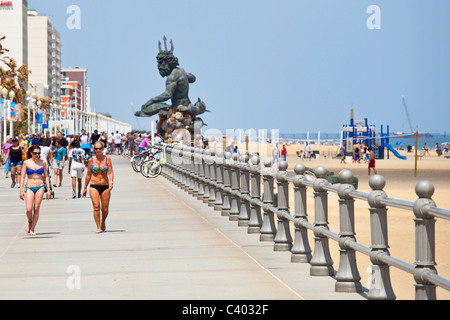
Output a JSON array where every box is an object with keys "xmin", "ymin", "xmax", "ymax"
[{"xmin": 401, "ymin": 96, "xmax": 417, "ymax": 133}]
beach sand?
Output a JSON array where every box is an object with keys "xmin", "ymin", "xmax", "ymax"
[{"xmin": 238, "ymin": 141, "xmax": 450, "ymax": 300}]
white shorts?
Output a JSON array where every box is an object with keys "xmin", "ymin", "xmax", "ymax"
[
  {"xmin": 53, "ymin": 160, "xmax": 63, "ymax": 170},
  {"xmin": 70, "ymin": 167, "xmax": 84, "ymax": 179}
]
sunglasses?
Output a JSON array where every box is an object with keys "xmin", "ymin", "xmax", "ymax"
[
  {"xmin": 94, "ymin": 148, "xmax": 104, "ymax": 150},
  {"xmin": 32, "ymin": 152, "xmax": 41, "ymax": 155}
]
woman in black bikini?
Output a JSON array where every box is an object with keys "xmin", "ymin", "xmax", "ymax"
[
  {"xmin": 2, "ymin": 138, "xmax": 26, "ymax": 188},
  {"xmin": 20, "ymin": 145, "xmax": 52, "ymax": 235},
  {"xmin": 82, "ymin": 141, "xmax": 114, "ymax": 233}
]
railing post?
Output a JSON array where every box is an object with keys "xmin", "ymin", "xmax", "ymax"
[
  {"xmin": 335, "ymin": 169, "xmax": 362, "ymax": 293},
  {"xmin": 185, "ymin": 146, "xmax": 194, "ymax": 193},
  {"xmin": 248, "ymin": 155, "xmax": 262, "ymax": 234},
  {"xmin": 310, "ymin": 166, "xmax": 334, "ymax": 276},
  {"xmin": 291, "ymin": 163, "xmax": 312, "ymax": 263},
  {"xmin": 274, "ymin": 161, "xmax": 293, "ymax": 251},
  {"xmin": 221, "ymin": 151, "xmax": 232, "ymax": 217},
  {"xmin": 260, "ymin": 158, "xmax": 277, "ymax": 242},
  {"xmin": 180, "ymin": 145, "xmax": 189, "ymax": 191},
  {"xmin": 238, "ymin": 154, "xmax": 251, "ymax": 227},
  {"xmin": 202, "ymin": 149, "xmax": 211, "ymax": 203},
  {"xmin": 193, "ymin": 148, "xmax": 201, "ymax": 198},
  {"xmin": 214, "ymin": 150, "xmax": 224, "ymax": 211},
  {"xmin": 367, "ymin": 174, "xmax": 396, "ymax": 300},
  {"xmin": 176, "ymin": 145, "xmax": 184, "ymax": 187},
  {"xmin": 207, "ymin": 149, "xmax": 216, "ymax": 207},
  {"xmin": 413, "ymin": 180, "xmax": 437, "ymax": 300},
  {"xmin": 229, "ymin": 153, "xmax": 241, "ymax": 221}
]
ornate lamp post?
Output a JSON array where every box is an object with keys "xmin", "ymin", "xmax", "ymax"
[
  {"xmin": 26, "ymin": 90, "xmax": 32, "ymax": 134},
  {"xmin": 1, "ymin": 86, "xmax": 7, "ymax": 142},
  {"xmin": 67, "ymin": 107, "xmax": 72, "ymax": 134}
]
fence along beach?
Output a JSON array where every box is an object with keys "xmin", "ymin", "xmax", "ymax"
[{"xmin": 196, "ymin": 137, "xmax": 450, "ymax": 300}]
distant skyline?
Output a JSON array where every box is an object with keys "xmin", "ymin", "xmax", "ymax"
[{"xmin": 28, "ymin": 0, "xmax": 450, "ymax": 134}]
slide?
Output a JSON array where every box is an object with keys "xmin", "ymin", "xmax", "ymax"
[{"xmin": 384, "ymin": 143, "xmax": 407, "ymax": 160}]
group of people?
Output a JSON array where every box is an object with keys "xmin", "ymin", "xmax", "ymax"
[
  {"xmin": 338, "ymin": 142, "xmax": 377, "ymax": 175},
  {"xmin": 422, "ymin": 142, "xmax": 449, "ymax": 157},
  {"xmin": 1, "ymin": 130, "xmax": 114, "ymax": 235}
]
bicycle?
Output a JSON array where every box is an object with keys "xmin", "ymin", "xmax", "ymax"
[
  {"xmin": 131, "ymin": 148, "xmax": 155, "ymax": 173},
  {"xmin": 140, "ymin": 144, "xmax": 167, "ymax": 178}
]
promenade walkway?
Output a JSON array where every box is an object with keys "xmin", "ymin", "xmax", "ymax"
[{"xmin": 0, "ymin": 156, "xmax": 365, "ymax": 300}]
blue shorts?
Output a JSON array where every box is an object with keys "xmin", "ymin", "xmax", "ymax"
[{"xmin": 10, "ymin": 160, "xmax": 23, "ymax": 168}]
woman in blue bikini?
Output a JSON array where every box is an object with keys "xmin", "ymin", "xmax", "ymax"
[
  {"xmin": 20, "ymin": 145, "xmax": 52, "ymax": 235},
  {"xmin": 82, "ymin": 141, "xmax": 114, "ymax": 233}
]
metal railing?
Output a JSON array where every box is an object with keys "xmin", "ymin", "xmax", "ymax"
[{"xmin": 160, "ymin": 144, "xmax": 450, "ymax": 300}]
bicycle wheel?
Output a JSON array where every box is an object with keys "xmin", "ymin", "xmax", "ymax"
[
  {"xmin": 141, "ymin": 160, "xmax": 162, "ymax": 178},
  {"xmin": 131, "ymin": 155, "xmax": 142, "ymax": 172}
]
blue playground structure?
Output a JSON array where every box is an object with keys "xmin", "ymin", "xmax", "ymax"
[{"xmin": 342, "ymin": 109, "xmax": 406, "ymax": 160}]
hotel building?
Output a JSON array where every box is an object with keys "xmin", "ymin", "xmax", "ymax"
[
  {"xmin": 27, "ymin": 5, "xmax": 62, "ymax": 104},
  {"xmin": 0, "ymin": 0, "xmax": 28, "ymax": 68}
]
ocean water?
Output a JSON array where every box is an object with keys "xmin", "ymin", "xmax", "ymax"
[{"xmin": 279, "ymin": 133, "xmax": 449, "ymax": 150}]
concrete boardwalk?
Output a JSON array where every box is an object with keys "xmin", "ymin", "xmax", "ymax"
[{"xmin": 0, "ymin": 156, "xmax": 365, "ymax": 300}]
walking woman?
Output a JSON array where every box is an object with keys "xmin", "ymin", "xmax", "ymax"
[
  {"xmin": 20, "ymin": 145, "xmax": 51, "ymax": 235},
  {"xmin": 52, "ymin": 139, "xmax": 66, "ymax": 187},
  {"xmin": 3, "ymin": 138, "xmax": 27, "ymax": 188},
  {"xmin": 82, "ymin": 141, "xmax": 114, "ymax": 233}
]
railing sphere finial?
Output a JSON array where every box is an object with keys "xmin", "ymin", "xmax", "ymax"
[
  {"xmin": 338, "ymin": 169, "xmax": 354, "ymax": 184},
  {"xmin": 415, "ymin": 180, "xmax": 434, "ymax": 199},
  {"xmin": 369, "ymin": 174, "xmax": 385, "ymax": 191}
]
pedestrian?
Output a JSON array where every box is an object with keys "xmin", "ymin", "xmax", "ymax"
[
  {"xmin": 154, "ymin": 133, "xmax": 163, "ymax": 145},
  {"xmin": 30, "ymin": 132, "xmax": 44, "ymax": 147},
  {"xmin": 127, "ymin": 132, "xmax": 136, "ymax": 158},
  {"xmin": 3, "ymin": 138, "xmax": 26, "ymax": 188},
  {"xmin": 2, "ymin": 136, "xmax": 13, "ymax": 178},
  {"xmin": 83, "ymin": 141, "xmax": 114, "ymax": 234},
  {"xmin": 107, "ymin": 132, "xmax": 114, "ymax": 154},
  {"xmin": 91, "ymin": 129, "xmax": 100, "ymax": 146},
  {"xmin": 138, "ymin": 135, "xmax": 149, "ymax": 152},
  {"xmin": 423, "ymin": 143, "xmax": 430, "ymax": 156},
  {"xmin": 18, "ymin": 135, "xmax": 28, "ymax": 154},
  {"xmin": 305, "ymin": 142, "xmax": 312, "ymax": 161},
  {"xmin": 20, "ymin": 145, "xmax": 52, "ymax": 236},
  {"xmin": 55, "ymin": 131, "xmax": 68, "ymax": 153},
  {"xmin": 340, "ymin": 143, "xmax": 346, "ymax": 164},
  {"xmin": 79, "ymin": 129, "xmax": 90, "ymax": 146},
  {"xmin": 68, "ymin": 140, "xmax": 85, "ymax": 199},
  {"xmin": 281, "ymin": 144, "xmax": 287, "ymax": 162},
  {"xmin": 114, "ymin": 131, "xmax": 122, "ymax": 155},
  {"xmin": 52, "ymin": 139, "xmax": 66, "ymax": 187},
  {"xmin": 99, "ymin": 132, "xmax": 108, "ymax": 154},
  {"xmin": 368, "ymin": 147, "xmax": 377, "ymax": 176},
  {"xmin": 272, "ymin": 143, "xmax": 279, "ymax": 167},
  {"xmin": 353, "ymin": 142, "xmax": 360, "ymax": 164},
  {"xmin": 40, "ymin": 139, "xmax": 53, "ymax": 166}
]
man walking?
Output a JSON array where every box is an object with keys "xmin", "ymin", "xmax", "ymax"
[{"xmin": 68, "ymin": 140, "xmax": 85, "ymax": 198}]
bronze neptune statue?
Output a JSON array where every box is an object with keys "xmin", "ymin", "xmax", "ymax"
[{"xmin": 135, "ymin": 36, "xmax": 208, "ymax": 140}]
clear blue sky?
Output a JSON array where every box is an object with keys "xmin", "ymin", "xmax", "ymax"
[{"xmin": 30, "ymin": 0, "xmax": 450, "ymax": 134}]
